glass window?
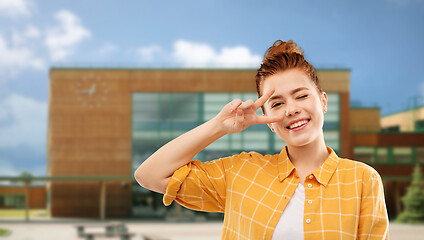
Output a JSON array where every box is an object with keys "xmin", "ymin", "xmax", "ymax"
[
  {"xmin": 324, "ymin": 131, "xmax": 340, "ymax": 152},
  {"xmin": 133, "ymin": 92, "xmax": 341, "ymax": 161},
  {"xmin": 354, "ymin": 147, "xmax": 375, "ymax": 164},
  {"xmin": 376, "ymin": 147, "xmax": 388, "ymax": 163},
  {"xmin": 132, "ymin": 92, "xmax": 341, "ymax": 219},
  {"xmin": 416, "ymin": 147, "xmax": 424, "ymax": 163},
  {"xmin": 3, "ymin": 194, "xmax": 25, "ymax": 209},
  {"xmin": 393, "ymin": 147, "xmax": 413, "ymax": 164},
  {"xmin": 382, "ymin": 126, "xmax": 400, "ymax": 133},
  {"xmin": 324, "ymin": 94, "xmax": 340, "ymax": 153},
  {"xmin": 415, "ymin": 119, "xmax": 424, "ymax": 132},
  {"xmin": 273, "ymin": 136, "xmax": 287, "ymax": 153}
]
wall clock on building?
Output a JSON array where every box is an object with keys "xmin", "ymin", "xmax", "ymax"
[{"xmin": 75, "ymin": 72, "xmax": 109, "ymax": 108}]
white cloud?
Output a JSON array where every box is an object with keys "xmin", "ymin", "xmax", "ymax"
[
  {"xmin": 0, "ymin": 35, "xmax": 45, "ymax": 79},
  {"xmin": 45, "ymin": 9, "xmax": 91, "ymax": 61},
  {"xmin": 98, "ymin": 42, "xmax": 117, "ymax": 55},
  {"xmin": 25, "ymin": 24, "xmax": 40, "ymax": 38},
  {"xmin": 216, "ymin": 46, "xmax": 262, "ymax": 67},
  {"xmin": 172, "ymin": 40, "xmax": 261, "ymax": 68},
  {"xmin": 11, "ymin": 29, "xmax": 25, "ymax": 45},
  {"xmin": 137, "ymin": 44, "xmax": 162, "ymax": 61},
  {"xmin": 173, "ymin": 40, "xmax": 215, "ymax": 67},
  {"xmin": 0, "ymin": 0, "xmax": 31, "ymax": 17},
  {"xmin": 0, "ymin": 93, "xmax": 47, "ymax": 152},
  {"xmin": 11, "ymin": 25, "xmax": 40, "ymax": 45}
]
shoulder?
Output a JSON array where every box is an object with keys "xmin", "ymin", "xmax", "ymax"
[
  {"xmin": 227, "ymin": 151, "xmax": 279, "ymax": 167},
  {"xmin": 201, "ymin": 152, "xmax": 261, "ymax": 171},
  {"xmin": 337, "ymin": 157, "xmax": 382, "ymax": 182}
]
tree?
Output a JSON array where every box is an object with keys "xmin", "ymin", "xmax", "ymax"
[
  {"xmin": 396, "ymin": 164, "xmax": 424, "ymax": 223},
  {"xmin": 11, "ymin": 171, "xmax": 33, "ymax": 186}
]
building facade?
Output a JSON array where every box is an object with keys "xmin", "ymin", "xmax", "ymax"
[
  {"xmin": 48, "ymin": 68, "xmax": 423, "ymax": 219},
  {"xmin": 381, "ymin": 106, "xmax": 424, "ymax": 133},
  {"xmin": 48, "ymin": 68, "xmax": 351, "ymax": 219}
]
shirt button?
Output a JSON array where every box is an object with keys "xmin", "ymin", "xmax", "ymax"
[
  {"xmin": 308, "ymin": 175, "xmax": 314, "ymax": 179},
  {"xmin": 306, "ymin": 219, "xmax": 311, "ymax": 223},
  {"xmin": 308, "ymin": 200, "xmax": 312, "ymax": 204},
  {"xmin": 308, "ymin": 183, "xmax": 312, "ymax": 188}
]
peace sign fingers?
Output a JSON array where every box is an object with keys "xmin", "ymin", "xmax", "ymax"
[
  {"xmin": 256, "ymin": 114, "xmax": 285, "ymax": 124},
  {"xmin": 252, "ymin": 89, "xmax": 275, "ymax": 110}
]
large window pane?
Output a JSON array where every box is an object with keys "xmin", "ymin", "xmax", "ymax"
[{"xmin": 132, "ymin": 91, "xmax": 342, "ymax": 219}]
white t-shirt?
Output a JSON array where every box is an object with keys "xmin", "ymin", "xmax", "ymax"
[{"xmin": 271, "ymin": 183, "xmax": 305, "ymax": 240}]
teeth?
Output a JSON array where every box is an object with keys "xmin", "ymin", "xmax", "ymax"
[{"xmin": 289, "ymin": 120, "xmax": 308, "ymax": 129}]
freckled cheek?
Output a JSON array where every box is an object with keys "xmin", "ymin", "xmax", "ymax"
[
  {"xmin": 263, "ymin": 106, "xmax": 274, "ymax": 115},
  {"xmin": 272, "ymin": 122, "xmax": 286, "ymax": 131},
  {"xmin": 265, "ymin": 106, "xmax": 284, "ymax": 116}
]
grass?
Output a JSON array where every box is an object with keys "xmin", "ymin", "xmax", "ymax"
[
  {"xmin": 0, "ymin": 209, "xmax": 50, "ymax": 219},
  {"xmin": 0, "ymin": 228, "xmax": 10, "ymax": 236}
]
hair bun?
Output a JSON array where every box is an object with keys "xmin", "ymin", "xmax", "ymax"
[{"xmin": 263, "ymin": 40, "xmax": 303, "ymax": 60}]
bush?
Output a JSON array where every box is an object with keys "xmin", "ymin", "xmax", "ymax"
[{"xmin": 395, "ymin": 164, "xmax": 424, "ymax": 223}]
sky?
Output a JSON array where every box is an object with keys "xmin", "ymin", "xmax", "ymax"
[{"xmin": 0, "ymin": 0, "xmax": 423, "ymax": 176}]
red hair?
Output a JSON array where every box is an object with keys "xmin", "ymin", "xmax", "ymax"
[{"xmin": 255, "ymin": 40, "xmax": 322, "ymax": 99}]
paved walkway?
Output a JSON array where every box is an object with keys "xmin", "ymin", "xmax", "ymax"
[{"xmin": 0, "ymin": 221, "xmax": 423, "ymax": 239}]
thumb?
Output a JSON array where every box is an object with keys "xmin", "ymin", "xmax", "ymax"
[{"xmin": 257, "ymin": 115, "xmax": 284, "ymax": 124}]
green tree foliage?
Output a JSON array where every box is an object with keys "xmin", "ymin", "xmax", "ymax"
[
  {"xmin": 396, "ymin": 164, "xmax": 424, "ymax": 223},
  {"xmin": 11, "ymin": 171, "xmax": 33, "ymax": 186},
  {"xmin": 19, "ymin": 171, "xmax": 33, "ymax": 178}
]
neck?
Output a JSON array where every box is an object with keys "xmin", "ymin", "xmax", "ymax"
[{"xmin": 286, "ymin": 134, "xmax": 329, "ymax": 173}]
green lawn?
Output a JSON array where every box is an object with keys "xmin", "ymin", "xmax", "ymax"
[{"xmin": 0, "ymin": 209, "xmax": 50, "ymax": 219}]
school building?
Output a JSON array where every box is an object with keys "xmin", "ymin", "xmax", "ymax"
[{"xmin": 42, "ymin": 68, "xmax": 424, "ymax": 220}]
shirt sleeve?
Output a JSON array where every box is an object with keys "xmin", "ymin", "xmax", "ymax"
[
  {"xmin": 162, "ymin": 156, "xmax": 234, "ymax": 213},
  {"xmin": 358, "ymin": 168, "xmax": 389, "ymax": 240}
]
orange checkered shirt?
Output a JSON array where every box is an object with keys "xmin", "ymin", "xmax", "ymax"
[{"xmin": 163, "ymin": 147, "xmax": 389, "ymax": 239}]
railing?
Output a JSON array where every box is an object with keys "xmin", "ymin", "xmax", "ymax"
[{"xmin": 0, "ymin": 176, "xmax": 133, "ymax": 222}]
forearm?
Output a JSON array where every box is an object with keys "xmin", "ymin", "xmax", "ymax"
[
  {"xmin": 134, "ymin": 92, "xmax": 280, "ymax": 194},
  {"xmin": 134, "ymin": 117, "xmax": 227, "ymax": 192}
]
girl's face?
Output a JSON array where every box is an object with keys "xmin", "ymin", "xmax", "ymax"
[{"xmin": 262, "ymin": 69, "xmax": 328, "ymax": 147}]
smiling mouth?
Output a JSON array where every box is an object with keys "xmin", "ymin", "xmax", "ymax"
[{"xmin": 287, "ymin": 119, "xmax": 310, "ymax": 130}]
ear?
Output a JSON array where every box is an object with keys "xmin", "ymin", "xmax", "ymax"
[{"xmin": 321, "ymin": 92, "xmax": 328, "ymax": 114}]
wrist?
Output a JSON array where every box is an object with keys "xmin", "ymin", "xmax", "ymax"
[{"xmin": 208, "ymin": 116, "xmax": 229, "ymax": 137}]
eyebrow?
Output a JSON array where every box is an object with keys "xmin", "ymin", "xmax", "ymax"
[
  {"xmin": 267, "ymin": 87, "xmax": 310, "ymax": 103},
  {"xmin": 291, "ymin": 87, "xmax": 309, "ymax": 95}
]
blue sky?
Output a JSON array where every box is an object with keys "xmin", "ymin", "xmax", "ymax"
[{"xmin": 0, "ymin": 0, "xmax": 423, "ymax": 176}]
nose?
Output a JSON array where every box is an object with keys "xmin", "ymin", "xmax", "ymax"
[{"xmin": 285, "ymin": 100, "xmax": 300, "ymax": 117}]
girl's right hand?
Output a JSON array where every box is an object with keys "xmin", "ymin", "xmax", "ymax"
[{"xmin": 214, "ymin": 90, "xmax": 285, "ymax": 134}]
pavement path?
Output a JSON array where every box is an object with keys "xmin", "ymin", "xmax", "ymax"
[{"xmin": 0, "ymin": 221, "xmax": 423, "ymax": 239}]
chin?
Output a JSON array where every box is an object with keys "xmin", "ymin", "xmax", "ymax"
[{"xmin": 279, "ymin": 133, "xmax": 319, "ymax": 148}]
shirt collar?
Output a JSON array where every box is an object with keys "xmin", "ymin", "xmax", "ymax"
[{"xmin": 277, "ymin": 146, "xmax": 340, "ymax": 187}]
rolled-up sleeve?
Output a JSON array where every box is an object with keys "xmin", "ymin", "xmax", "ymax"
[
  {"xmin": 358, "ymin": 168, "xmax": 389, "ymax": 240},
  {"xmin": 163, "ymin": 156, "xmax": 233, "ymax": 212}
]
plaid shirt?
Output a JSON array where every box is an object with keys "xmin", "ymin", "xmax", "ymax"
[{"xmin": 163, "ymin": 147, "xmax": 389, "ymax": 239}]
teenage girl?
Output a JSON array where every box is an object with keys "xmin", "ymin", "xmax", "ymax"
[{"xmin": 135, "ymin": 40, "xmax": 389, "ymax": 239}]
